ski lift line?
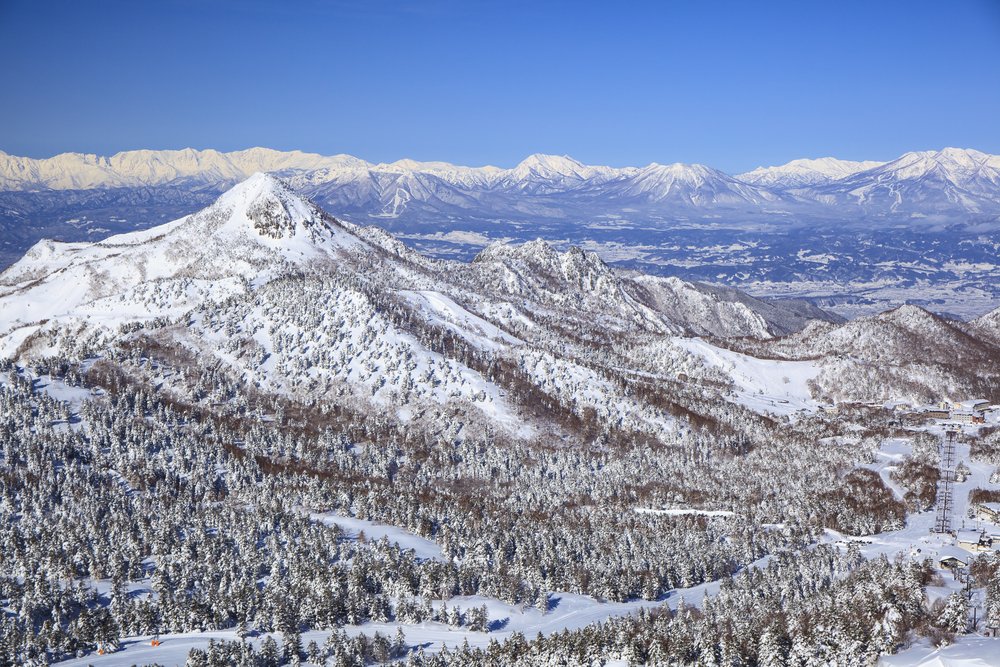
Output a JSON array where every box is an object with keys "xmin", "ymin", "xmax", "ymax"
[{"xmin": 934, "ymin": 429, "xmax": 958, "ymax": 534}]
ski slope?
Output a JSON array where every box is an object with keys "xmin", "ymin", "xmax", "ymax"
[{"xmin": 673, "ymin": 336, "xmax": 820, "ymax": 415}]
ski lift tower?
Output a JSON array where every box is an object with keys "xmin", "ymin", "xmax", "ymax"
[{"xmin": 934, "ymin": 428, "xmax": 958, "ymax": 533}]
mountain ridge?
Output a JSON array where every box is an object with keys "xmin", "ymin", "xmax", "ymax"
[
  {"xmin": 0, "ymin": 174, "xmax": 841, "ymax": 362},
  {"xmin": 5, "ymin": 146, "xmax": 997, "ymax": 226},
  {"xmin": 3, "ymin": 145, "xmax": 995, "ymax": 192},
  {"xmin": 737, "ymin": 157, "xmax": 886, "ymax": 187},
  {"xmin": 3, "ymin": 147, "xmax": 999, "ymax": 322}
]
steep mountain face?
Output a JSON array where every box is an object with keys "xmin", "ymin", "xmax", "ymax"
[
  {"xmin": 726, "ymin": 305, "xmax": 1000, "ymax": 403},
  {"xmin": 632, "ymin": 277, "xmax": 845, "ymax": 338},
  {"xmin": 466, "ymin": 239, "xmax": 671, "ymax": 333},
  {"xmin": 737, "ymin": 157, "xmax": 885, "ymax": 188}
]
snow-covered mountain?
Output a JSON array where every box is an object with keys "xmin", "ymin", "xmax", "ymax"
[
  {"xmin": 737, "ymin": 157, "xmax": 885, "ymax": 188},
  {"xmin": 0, "ymin": 174, "xmax": 834, "ymax": 353},
  {"xmin": 1, "ymin": 174, "xmax": 853, "ymax": 454},
  {"xmin": 738, "ymin": 148, "xmax": 1000, "ymax": 221},
  {"xmin": 973, "ymin": 304, "xmax": 1000, "ymax": 344},
  {"xmin": 465, "ymin": 238, "xmax": 843, "ymax": 338},
  {"xmin": 610, "ymin": 162, "xmax": 782, "ymax": 206},
  {"xmin": 726, "ymin": 304, "xmax": 1000, "ymax": 404},
  {"xmin": 0, "ymin": 173, "xmax": 381, "ymax": 355},
  {"xmin": 0, "ymin": 147, "xmax": 372, "ymax": 190},
  {"xmin": 3, "ymin": 147, "xmax": 999, "ymax": 321},
  {"xmin": 809, "ymin": 147, "xmax": 1000, "ymax": 216},
  {"xmin": 4, "ymin": 145, "xmax": 997, "ymax": 230},
  {"xmin": 4, "ymin": 147, "xmax": 998, "ymax": 220},
  {"xmin": 634, "ymin": 277, "xmax": 844, "ymax": 338},
  {"xmin": 498, "ymin": 154, "xmax": 625, "ymax": 193}
]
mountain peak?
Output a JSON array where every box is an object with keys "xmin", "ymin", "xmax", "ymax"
[
  {"xmin": 517, "ymin": 153, "xmax": 584, "ymax": 169},
  {"xmin": 869, "ymin": 304, "xmax": 953, "ymax": 333},
  {"xmin": 937, "ymin": 146, "xmax": 983, "ymax": 158},
  {"xmin": 211, "ymin": 172, "xmax": 319, "ymax": 240},
  {"xmin": 642, "ymin": 162, "xmax": 712, "ymax": 176},
  {"xmin": 737, "ymin": 157, "xmax": 885, "ymax": 187},
  {"xmin": 888, "ymin": 147, "xmax": 992, "ymax": 173},
  {"xmin": 215, "ymin": 171, "xmax": 287, "ymax": 204},
  {"xmin": 619, "ymin": 161, "xmax": 779, "ymax": 205},
  {"xmin": 930, "ymin": 147, "xmax": 988, "ymax": 163},
  {"xmin": 510, "ymin": 154, "xmax": 591, "ymax": 180},
  {"xmin": 474, "ymin": 237, "xmax": 560, "ymax": 264}
]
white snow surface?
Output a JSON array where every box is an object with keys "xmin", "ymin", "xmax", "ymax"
[
  {"xmin": 673, "ymin": 337, "xmax": 820, "ymax": 415},
  {"xmin": 53, "ymin": 576, "xmax": 743, "ymax": 666},
  {"xmin": 399, "ymin": 290, "xmax": 522, "ymax": 351},
  {"xmin": 880, "ymin": 636, "xmax": 1000, "ymax": 666},
  {"xmin": 310, "ymin": 512, "xmax": 445, "ymax": 561},
  {"xmin": 738, "ymin": 156, "xmax": 886, "ymax": 187}
]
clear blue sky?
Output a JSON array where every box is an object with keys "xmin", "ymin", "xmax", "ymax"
[{"xmin": 1, "ymin": 0, "xmax": 998, "ymax": 172}]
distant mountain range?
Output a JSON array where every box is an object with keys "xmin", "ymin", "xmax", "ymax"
[
  {"xmin": 3, "ymin": 146, "xmax": 999, "ymax": 220},
  {"xmin": 1, "ymin": 146, "xmax": 999, "ymax": 319}
]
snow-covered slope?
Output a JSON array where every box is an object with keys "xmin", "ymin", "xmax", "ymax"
[
  {"xmin": 0, "ymin": 174, "xmax": 544, "ymax": 436},
  {"xmin": 738, "ymin": 157, "xmax": 885, "ymax": 188},
  {"xmin": 467, "ymin": 239, "xmax": 671, "ymax": 332},
  {"xmin": 0, "ymin": 173, "xmax": 366, "ymax": 351},
  {"xmin": 2, "ymin": 174, "xmax": 846, "ymax": 446},
  {"xmin": 810, "ymin": 148, "xmax": 1000, "ymax": 215},
  {"xmin": 972, "ymin": 304, "xmax": 1000, "ymax": 344},
  {"xmin": 726, "ymin": 304, "xmax": 1000, "ymax": 403},
  {"xmin": 633, "ymin": 275, "xmax": 843, "ymax": 338},
  {"xmin": 466, "ymin": 239, "xmax": 836, "ymax": 339}
]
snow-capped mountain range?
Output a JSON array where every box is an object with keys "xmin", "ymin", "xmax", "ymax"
[
  {"xmin": 4, "ymin": 173, "xmax": 997, "ymax": 437},
  {"xmin": 0, "ymin": 174, "xmax": 856, "ymax": 440},
  {"xmin": 0, "ymin": 173, "xmax": 836, "ymax": 356},
  {"xmin": 2, "ymin": 146, "xmax": 999, "ymax": 321},
  {"xmin": 3, "ymin": 146, "xmax": 999, "ymax": 217}
]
